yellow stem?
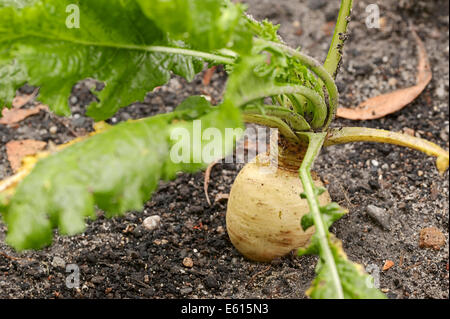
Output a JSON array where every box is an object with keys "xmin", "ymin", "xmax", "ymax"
[{"xmin": 323, "ymin": 127, "xmax": 449, "ymax": 175}]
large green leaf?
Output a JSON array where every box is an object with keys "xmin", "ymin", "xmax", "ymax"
[
  {"xmin": 1, "ymin": 96, "xmax": 243, "ymax": 250},
  {"xmin": 136, "ymin": 0, "xmax": 251, "ymax": 53},
  {"xmin": 0, "ymin": 0, "xmax": 250, "ymax": 120}
]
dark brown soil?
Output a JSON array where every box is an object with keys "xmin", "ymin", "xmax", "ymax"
[{"xmin": 0, "ymin": 0, "xmax": 448, "ymax": 299}]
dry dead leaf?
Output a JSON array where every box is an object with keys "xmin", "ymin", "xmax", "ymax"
[
  {"xmin": 11, "ymin": 89, "xmax": 39, "ymax": 108},
  {"xmin": 6, "ymin": 140, "xmax": 47, "ymax": 172},
  {"xmin": 337, "ymin": 26, "xmax": 431, "ymax": 120},
  {"xmin": 0, "ymin": 104, "xmax": 48, "ymax": 125}
]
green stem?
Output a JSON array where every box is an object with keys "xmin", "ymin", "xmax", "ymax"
[
  {"xmin": 260, "ymin": 40, "xmax": 339, "ymax": 131},
  {"xmin": 236, "ymin": 84, "xmax": 327, "ymax": 129},
  {"xmin": 8, "ymin": 32, "xmax": 236, "ymax": 65},
  {"xmin": 243, "ymin": 114, "xmax": 299, "ymax": 142},
  {"xmin": 323, "ymin": 0, "xmax": 353, "ymax": 78},
  {"xmin": 297, "ymin": 132, "xmax": 344, "ymax": 299},
  {"xmin": 243, "ymin": 104, "xmax": 311, "ymax": 131},
  {"xmin": 142, "ymin": 46, "xmax": 236, "ymax": 64}
]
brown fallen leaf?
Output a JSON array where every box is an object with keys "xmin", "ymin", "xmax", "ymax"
[
  {"xmin": 204, "ymin": 159, "xmax": 221, "ymax": 206},
  {"xmin": 6, "ymin": 140, "xmax": 47, "ymax": 172},
  {"xmin": 11, "ymin": 89, "xmax": 39, "ymax": 108},
  {"xmin": 337, "ymin": 26, "xmax": 431, "ymax": 120},
  {"xmin": 0, "ymin": 104, "xmax": 48, "ymax": 125}
]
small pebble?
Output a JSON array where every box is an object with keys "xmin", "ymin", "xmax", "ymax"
[
  {"xmin": 371, "ymin": 160, "xmax": 379, "ymax": 167},
  {"xmin": 69, "ymin": 96, "xmax": 78, "ymax": 104},
  {"xmin": 216, "ymin": 226, "xmax": 225, "ymax": 234},
  {"xmin": 440, "ymin": 125, "xmax": 449, "ymax": 142},
  {"xmin": 435, "ymin": 85, "xmax": 446, "ymax": 99},
  {"xmin": 307, "ymin": 0, "xmax": 326, "ymax": 10},
  {"xmin": 179, "ymin": 287, "xmax": 193, "ymax": 295},
  {"xmin": 382, "ymin": 260, "xmax": 395, "ymax": 271},
  {"xmin": 49, "ymin": 126, "xmax": 58, "ymax": 134},
  {"xmin": 366, "ymin": 205, "xmax": 390, "ymax": 230},
  {"xmin": 153, "ymin": 239, "xmax": 168, "ymax": 245},
  {"xmin": 91, "ymin": 276, "xmax": 105, "ymax": 284},
  {"xmin": 51, "ymin": 256, "xmax": 66, "ymax": 269},
  {"xmin": 403, "ymin": 127, "xmax": 415, "ymax": 136},
  {"xmin": 388, "ymin": 78, "xmax": 397, "ymax": 87},
  {"xmin": 182, "ymin": 257, "xmax": 194, "ymax": 268},
  {"xmin": 204, "ymin": 275, "xmax": 219, "ymax": 289},
  {"xmin": 143, "ymin": 215, "xmax": 161, "ymax": 231}
]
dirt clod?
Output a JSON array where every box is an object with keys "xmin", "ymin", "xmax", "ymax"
[{"xmin": 419, "ymin": 227, "xmax": 446, "ymax": 251}]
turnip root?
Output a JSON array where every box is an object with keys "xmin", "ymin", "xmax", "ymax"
[{"xmin": 226, "ymin": 153, "xmax": 331, "ymax": 262}]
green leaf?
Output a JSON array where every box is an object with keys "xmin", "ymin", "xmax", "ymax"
[
  {"xmin": 245, "ymin": 15, "xmax": 281, "ymax": 42},
  {"xmin": 0, "ymin": 0, "xmax": 210, "ymax": 120},
  {"xmin": 301, "ymin": 202, "xmax": 347, "ymax": 231},
  {"xmin": 174, "ymin": 95, "xmax": 214, "ymax": 119},
  {"xmin": 0, "ymin": 96, "xmax": 243, "ymax": 250},
  {"xmin": 225, "ymin": 55, "xmax": 281, "ymax": 106},
  {"xmin": 0, "ymin": 60, "xmax": 27, "ymax": 109},
  {"xmin": 0, "ymin": 0, "xmax": 36, "ymax": 8},
  {"xmin": 136, "ymin": 0, "xmax": 252, "ymax": 53},
  {"xmin": 305, "ymin": 236, "xmax": 386, "ymax": 299}
]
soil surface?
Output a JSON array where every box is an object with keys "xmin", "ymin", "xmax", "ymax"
[{"xmin": 0, "ymin": 0, "xmax": 448, "ymax": 299}]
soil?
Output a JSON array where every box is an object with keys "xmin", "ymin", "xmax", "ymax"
[{"xmin": 0, "ymin": 0, "xmax": 448, "ymax": 299}]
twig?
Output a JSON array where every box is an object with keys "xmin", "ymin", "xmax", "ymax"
[
  {"xmin": 204, "ymin": 159, "xmax": 221, "ymax": 206},
  {"xmin": 0, "ymin": 251, "xmax": 33, "ymax": 261}
]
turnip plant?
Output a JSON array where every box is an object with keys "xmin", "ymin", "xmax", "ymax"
[{"xmin": 0, "ymin": 0, "xmax": 448, "ymax": 299}]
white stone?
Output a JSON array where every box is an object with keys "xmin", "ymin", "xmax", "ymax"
[
  {"xmin": 143, "ymin": 215, "xmax": 161, "ymax": 231},
  {"xmin": 51, "ymin": 256, "xmax": 66, "ymax": 269}
]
